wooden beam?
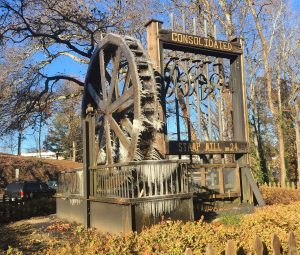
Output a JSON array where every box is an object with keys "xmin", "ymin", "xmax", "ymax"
[
  {"xmin": 145, "ymin": 19, "xmax": 166, "ymax": 157},
  {"xmin": 219, "ymin": 168, "xmax": 225, "ymax": 194}
]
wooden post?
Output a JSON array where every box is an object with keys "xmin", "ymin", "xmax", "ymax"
[
  {"xmin": 201, "ymin": 168, "xmax": 206, "ymax": 192},
  {"xmin": 288, "ymin": 231, "xmax": 298, "ymax": 255},
  {"xmin": 184, "ymin": 248, "xmax": 193, "ymax": 255},
  {"xmin": 272, "ymin": 233, "xmax": 281, "ymax": 255},
  {"xmin": 206, "ymin": 244, "xmax": 216, "ymax": 255},
  {"xmin": 236, "ymin": 164, "xmax": 241, "ymax": 194},
  {"xmin": 225, "ymin": 240, "xmax": 236, "ymax": 255},
  {"xmin": 253, "ymin": 235, "xmax": 263, "ymax": 255},
  {"xmin": 82, "ymin": 108, "xmax": 95, "ymax": 228},
  {"xmin": 145, "ymin": 19, "xmax": 166, "ymax": 157},
  {"xmin": 219, "ymin": 168, "xmax": 225, "ymax": 194}
]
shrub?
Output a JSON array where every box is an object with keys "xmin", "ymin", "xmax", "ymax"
[
  {"xmin": 41, "ymin": 202, "xmax": 300, "ymax": 255},
  {"xmin": 260, "ymin": 186, "xmax": 300, "ymax": 205}
]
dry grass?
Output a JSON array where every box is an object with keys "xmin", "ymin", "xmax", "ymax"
[{"xmin": 0, "ymin": 153, "xmax": 82, "ymax": 192}]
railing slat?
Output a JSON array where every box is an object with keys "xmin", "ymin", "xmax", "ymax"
[
  {"xmin": 272, "ymin": 233, "xmax": 281, "ymax": 255},
  {"xmin": 184, "ymin": 248, "xmax": 193, "ymax": 255},
  {"xmin": 253, "ymin": 235, "xmax": 263, "ymax": 255},
  {"xmin": 225, "ymin": 240, "xmax": 236, "ymax": 255},
  {"xmin": 206, "ymin": 244, "xmax": 216, "ymax": 255},
  {"xmin": 288, "ymin": 231, "xmax": 298, "ymax": 255}
]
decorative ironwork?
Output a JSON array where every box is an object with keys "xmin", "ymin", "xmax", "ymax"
[
  {"xmin": 164, "ymin": 57, "xmax": 228, "ymax": 102},
  {"xmin": 164, "ymin": 52, "xmax": 233, "ymax": 143}
]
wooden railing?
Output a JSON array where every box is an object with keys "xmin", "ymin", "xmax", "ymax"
[
  {"xmin": 89, "ymin": 160, "xmax": 190, "ymax": 200},
  {"xmin": 184, "ymin": 232, "xmax": 298, "ymax": 255},
  {"xmin": 189, "ymin": 163, "xmax": 240, "ymax": 198},
  {"xmin": 57, "ymin": 168, "xmax": 83, "ymax": 196}
]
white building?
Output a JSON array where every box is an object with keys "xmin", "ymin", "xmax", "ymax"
[{"xmin": 21, "ymin": 151, "xmax": 64, "ymax": 160}]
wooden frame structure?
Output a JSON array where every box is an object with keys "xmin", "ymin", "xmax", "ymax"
[
  {"xmin": 145, "ymin": 19, "xmax": 262, "ymax": 203},
  {"xmin": 56, "ymin": 19, "xmax": 265, "ymax": 234}
]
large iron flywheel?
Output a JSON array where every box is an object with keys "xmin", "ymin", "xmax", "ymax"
[{"xmin": 83, "ymin": 34, "xmax": 159, "ymax": 164}]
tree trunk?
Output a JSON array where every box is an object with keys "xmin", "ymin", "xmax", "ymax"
[
  {"xmin": 38, "ymin": 116, "xmax": 42, "ymax": 158},
  {"xmin": 252, "ymin": 115, "xmax": 269, "ymax": 183},
  {"xmin": 277, "ymin": 121, "xmax": 286, "ymax": 185},
  {"xmin": 72, "ymin": 141, "xmax": 76, "ymax": 162},
  {"xmin": 247, "ymin": 0, "xmax": 286, "ymax": 186},
  {"xmin": 295, "ymin": 103, "xmax": 300, "ymax": 184},
  {"xmin": 17, "ymin": 130, "xmax": 22, "ymax": 156}
]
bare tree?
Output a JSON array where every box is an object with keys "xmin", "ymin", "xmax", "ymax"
[{"xmin": 0, "ymin": 0, "xmax": 156, "ymax": 138}]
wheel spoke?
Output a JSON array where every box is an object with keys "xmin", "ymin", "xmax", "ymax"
[
  {"xmin": 108, "ymin": 47, "xmax": 121, "ymax": 104},
  {"xmin": 107, "ymin": 115, "xmax": 130, "ymax": 149},
  {"xmin": 122, "ymin": 69, "xmax": 131, "ymax": 95},
  {"xmin": 116, "ymin": 99, "xmax": 134, "ymax": 113},
  {"xmin": 99, "ymin": 50, "xmax": 107, "ymax": 102},
  {"xmin": 120, "ymin": 118, "xmax": 133, "ymax": 136},
  {"xmin": 109, "ymin": 87, "xmax": 134, "ymax": 113},
  {"xmin": 104, "ymin": 116, "xmax": 113, "ymax": 164},
  {"xmin": 87, "ymin": 83, "xmax": 105, "ymax": 112}
]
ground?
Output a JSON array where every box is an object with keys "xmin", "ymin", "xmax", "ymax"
[{"xmin": 0, "ymin": 216, "xmax": 54, "ymax": 254}]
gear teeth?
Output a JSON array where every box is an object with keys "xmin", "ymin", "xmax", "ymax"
[
  {"xmin": 131, "ymin": 49, "xmax": 144, "ymax": 56},
  {"xmin": 137, "ymin": 62, "xmax": 149, "ymax": 68},
  {"xmin": 124, "ymin": 35, "xmax": 161, "ymax": 161},
  {"xmin": 127, "ymin": 42, "xmax": 139, "ymax": 49}
]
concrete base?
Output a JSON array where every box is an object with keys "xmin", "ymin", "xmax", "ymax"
[
  {"xmin": 56, "ymin": 196, "xmax": 85, "ymax": 224},
  {"xmin": 56, "ymin": 196, "xmax": 194, "ymax": 234},
  {"xmin": 90, "ymin": 201, "xmax": 133, "ymax": 234}
]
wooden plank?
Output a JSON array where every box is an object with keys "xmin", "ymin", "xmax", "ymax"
[
  {"xmin": 243, "ymin": 167, "xmax": 265, "ymax": 206},
  {"xmin": 104, "ymin": 116, "xmax": 113, "ymax": 164},
  {"xmin": 107, "ymin": 47, "xmax": 121, "ymax": 104},
  {"xmin": 87, "ymin": 83, "xmax": 105, "ymax": 111},
  {"xmin": 236, "ymin": 164, "xmax": 241, "ymax": 194},
  {"xmin": 184, "ymin": 248, "xmax": 193, "ymax": 255},
  {"xmin": 122, "ymin": 70, "xmax": 131, "ymax": 94},
  {"xmin": 108, "ymin": 86, "xmax": 134, "ymax": 113},
  {"xmin": 99, "ymin": 50, "xmax": 107, "ymax": 101},
  {"xmin": 225, "ymin": 240, "xmax": 236, "ymax": 255},
  {"xmin": 272, "ymin": 234, "xmax": 281, "ymax": 255},
  {"xmin": 120, "ymin": 118, "xmax": 133, "ymax": 136},
  {"xmin": 201, "ymin": 168, "xmax": 206, "ymax": 192},
  {"xmin": 145, "ymin": 20, "xmax": 166, "ymax": 157},
  {"xmin": 253, "ymin": 235, "xmax": 263, "ymax": 255},
  {"xmin": 159, "ymin": 30, "xmax": 242, "ymax": 58},
  {"xmin": 288, "ymin": 231, "xmax": 298, "ymax": 255},
  {"xmin": 206, "ymin": 244, "xmax": 216, "ymax": 255},
  {"xmin": 189, "ymin": 163, "xmax": 237, "ymax": 169},
  {"xmin": 219, "ymin": 168, "xmax": 225, "ymax": 194},
  {"xmin": 107, "ymin": 115, "xmax": 130, "ymax": 149}
]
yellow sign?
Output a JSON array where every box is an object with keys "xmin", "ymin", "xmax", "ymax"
[{"xmin": 171, "ymin": 32, "xmax": 233, "ymax": 51}]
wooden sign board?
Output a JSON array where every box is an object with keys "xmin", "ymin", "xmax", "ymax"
[
  {"xmin": 168, "ymin": 141, "xmax": 248, "ymax": 155},
  {"xmin": 159, "ymin": 29, "xmax": 242, "ymax": 58}
]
